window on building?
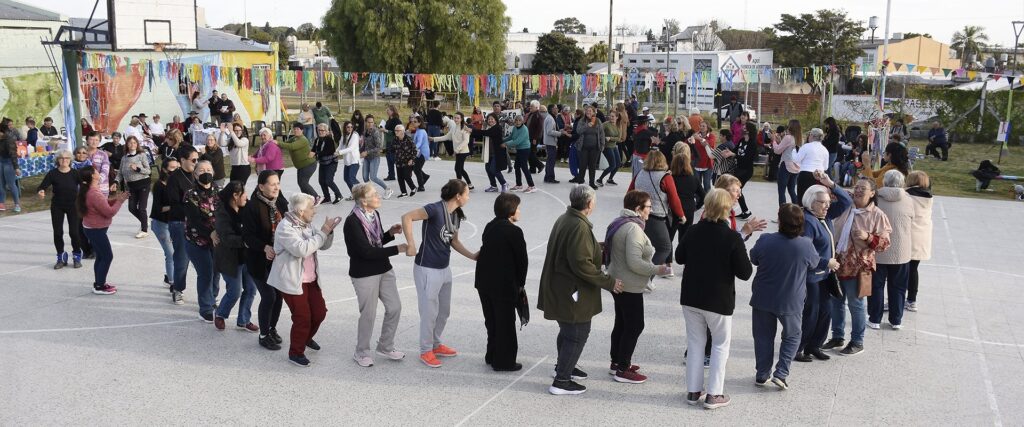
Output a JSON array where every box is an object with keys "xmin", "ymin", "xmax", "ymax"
[
  {"xmin": 642, "ymin": 59, "xmax": 651, "ymax": 63},
  {"xmin": 628, "ymin": 59, "xmax": 637, "ymax": 63},
  {"xmin": 252, "ymin": 64, "xmax": 271, "ymax": 94}
]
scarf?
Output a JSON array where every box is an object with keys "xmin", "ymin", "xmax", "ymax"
[
  {"xmin": 284, "ymin": 211, "xmax": 307, "ymax": 228},
  {"xmin": 602, "ymin": 215, "xmax": 645, "ymax": 265},
  {"xmin": 255, "ymin": 190, "xmax": 282, "ymax": 233},
  {"xmin": 836, "ymin": 207, "xmax": 865, "ymax": 254},
  {"xmin": 353, "ymin": 206, "xmax": 382, "ymax": 247}
]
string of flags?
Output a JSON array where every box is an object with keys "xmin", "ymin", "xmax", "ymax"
[{"xmin": 77, "ymin": 51, "xmax": 1015, "ymax": 103}]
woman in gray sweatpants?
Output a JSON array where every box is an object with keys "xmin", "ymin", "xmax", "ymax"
[
  {"xmin": 342, "ymin": 183, "xmax": 408, "ymax": 367},
  {"xmin": 401, "ymin": 179, "xmax": 479, "ymax": 368}
]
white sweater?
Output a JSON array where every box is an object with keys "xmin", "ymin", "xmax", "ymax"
[
  {"xmin": 220, "ymin": 132, "xmax": 250, "ymax": 166},
  {"xmin": 875, "ymin": 187, "xmax": 914, "ymax": 265},
  {"xmin": 337, "ymin": 133, "xmax": 361, "ymax": 166}
]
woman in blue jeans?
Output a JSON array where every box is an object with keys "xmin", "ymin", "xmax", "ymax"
[
  {"xmin": 772, "ymin": 122, "xmax": 800, "ymax": 205},
  {"xmin": 338, "ymin": 122, "xmax": 361, "ymax": 194},
  {"xmin": 823, "ymin": 178, "xmax": 891, "ymax": 356},
  {"xmin": 361, "ymin": 115, "xmax": 393, "ymax": 198},
  {"xmin": 150, "ymin": 158, "xmax": 179, "ymax": 286},
  {"xmin": 213, "ymin": 181, "xmax": 258, "ymax": 331},
  {"xmin": 184, "ymin": 160, "xmax": 222, "ymax": 322},
  {"xmin": 77, "ymin": 166, "xmax": 128, "ymax": 295}
]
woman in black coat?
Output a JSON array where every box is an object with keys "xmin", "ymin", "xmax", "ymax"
[
  {"xmin": 474, "ymin": 193, "xmax": 528, "ymax": 371},
  {"xmin": 471, "ymin": 114, "xmax": 508, "ymax": 191},
  {"xmin": 213, "ymin": 181, "xmax": 258, "ymax": 331},
  {"xmin": 240, "ymin": 170, "xmax": 289, "ymax": 350}
]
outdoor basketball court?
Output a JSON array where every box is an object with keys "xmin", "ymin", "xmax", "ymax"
[{"xmin": 1, "ymin": 160, "xmax": 1021, "ymax": 425}]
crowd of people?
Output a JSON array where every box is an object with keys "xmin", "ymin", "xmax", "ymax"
[{"xmin": 22, "ymin": 92, "xmax": 940, "ymax": 410}]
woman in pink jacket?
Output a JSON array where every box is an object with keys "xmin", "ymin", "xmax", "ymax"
[
  {"xmin": 76, "ymin": 165, "xmax": 128, "ymax": 295},
  {"xmin": 250, "ymin": 128, "xmax": 284, "ymax": 177}
]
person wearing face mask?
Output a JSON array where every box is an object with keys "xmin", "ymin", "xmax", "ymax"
[
  {"xmin": 793, "ymin": 171, "xmax": 850, "ymax": 364},
  {"xmin": 269, "ymin": 193, "xmax": 341, "ymax": 367},
  {"xmin": 212, "ymin": 181, "xmax": 259, "ymax": 332},
  {"xmin": 77, "ymin": 165, "xmax": 130, "ymax": 295},
  {"xmin": 221, "ymin": 122, "xmax": 251, "ymax": 184},
  {"xmin": 166, "ymin": 146, "xmax": 199, "ymax": 305},
  {"xmin": 475, "ymin": 193, "xmax": 529, "ymax": 372},
  {"xmin": 184, "ymin": 160, "xmax": 222, "ymax": 322},
  {"xmin": 503, "ymin": 115, "xmax": 536, "ymax": 193},
  {"xmin": 150, "ymin": 158, "xmax": 180, "ymax": 288},
  {"xmin": 241, "ymin": 171, "xmax": 290, "ymax": 350},
  {"xmin": 118, "ymin": 136, "xmax": 153, "ymax": 239},
  {"xmin": 343, "ymin": 183, "xmax": 407, "ymax": 367},
  {"xmin": 37, "ymin": 150, "xmax": 83, "ymax": 269},
  {"xmin": 200, "ymin": 133, "xmax": 227, "ymax": 188}
]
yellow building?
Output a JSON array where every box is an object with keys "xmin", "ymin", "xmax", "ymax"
[{"xmin": 858, "ymin": 35, "xmax": 961, "ymax": 72}]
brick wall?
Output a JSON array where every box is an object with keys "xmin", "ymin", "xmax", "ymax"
[{"xmin": 756, "ymin": 93, "xmax": 819, "ymax": 118}]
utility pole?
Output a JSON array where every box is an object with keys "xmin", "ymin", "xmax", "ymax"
[
  {"xmin": 1001, "ymin": 21, "xmax": 1024, "ymax": 164},
  {"xmin": 879, "ymin": 0, "xmax": 892, "ymax": 111},
  {"xmin": 606, "ymin": 0, "xmax": 613, "ymax": 112}
]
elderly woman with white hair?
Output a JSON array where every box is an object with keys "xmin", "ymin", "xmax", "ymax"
[
  {"xmin": 790, "ymin": 127, "xmax": 830, "ymax": 201},
  {"xmin": 250, "ymin": 127, "xmax": 284, "ymax": 177},
  {"xmin": 793, "ymin": 171, "xmax": 851, "ymax": 364},
  {"xmin": 868, "ymin": 169, "xmax": 914, "ymax": 330},
  {"xmin": 268, "ymin": 193, "xmax": 341, "ymax": 367},
  {"xmin": 37, "ymin": 149, "xmax": 83, "ymax": 268}
]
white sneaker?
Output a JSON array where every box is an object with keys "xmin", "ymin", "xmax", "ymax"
[
  {"xmin": 890, "ymin": 323, "xmax": 902, "ymax": 330},
  {"xmin": 376, "ymin": 349, "xmax": 406, "ymax": 360},
  {"xmin": 353, "ymin": 355, "xmax": 374, "ymax": 367},
  {"xmin": 524, "ymin": 186, "xmax": 537, "ymax": 193},
  {"xmin": 384, "ymin": 188, "xmax": 394, "ymax": 199},
  {"xmin": 906, "ymin": 301, "xmax": 918, "ymax": 312},
  {"xmin": 135, "ymin": 231, "xmax": 148, "ymax": 239},
  {"xmin": 644, "ymin": 280, "xmax": 656, "ymax": 293},
  {"xmin": 867, "ymin": 322, "xmax": 881, "ymax": 330}
]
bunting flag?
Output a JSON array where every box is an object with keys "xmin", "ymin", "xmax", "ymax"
[
  {"xmin": 942, "ymin": 68, "xmax": 952, "ymax": 77},
  {"xmin": 894, "ymin": 63, "xmax": 903, "ymax": 71},
  {"xmin": 906, "ymin": 64, "xmax": 916, "ymax": 73},
  {"xmin": 916, "ymin": 65, "xmax": 927, "ymax": 73}
]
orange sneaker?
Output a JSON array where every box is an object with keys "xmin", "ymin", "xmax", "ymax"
[
  {"xmin": 433, "ymin": 344, "xmax": 458, "ymax": 357},
  {"xmin": 420, "ymin": 351, "xmax": 442, "ymax": 368}
]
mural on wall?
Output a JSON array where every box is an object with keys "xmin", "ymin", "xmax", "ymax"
[
  {"xmin": 80, "ymin": 66, "xmax": 145, "ymax": 133},
  {"xmin": 0, "ymin": 72, "xmax": 62, "ymax": 126}
]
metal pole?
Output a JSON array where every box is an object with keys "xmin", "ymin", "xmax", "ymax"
[
  {"xmin": 1002, "ymin": 23, "xmax": 1023, "ymax": 164},
  {"xmin": 62, "ymin": 49, "xmax": 83, "ymax": 144},
  {"xmin": 665, "ymin": 34, "xmax": 670, "ymax": 117},
  {"xmin": 757, "ymin": 73, "xmax": 762, "ymax": 125},
  {"xmin": 606, "ymin": 0, "xmax": 613, "ymax": 111},
  {"xmin": 879, "ymin": 0, "xmax": 892, "ymax": 110}
]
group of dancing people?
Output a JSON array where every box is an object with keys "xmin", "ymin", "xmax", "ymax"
[{"xmin": 33, "ymin": 99, "xmax": 935, "ymax": 409}]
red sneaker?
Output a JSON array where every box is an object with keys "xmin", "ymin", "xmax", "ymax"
[
  {"xmin": 420, "ymin": 351, "xmax": 442, "ymax": 368},
  {"xmin": 237, "ymin": 322, "xmax": 259, "ymax": 333},
  {"xmin": 608, "ymin": 363, "xmax": 640, "ymax": 375},
  {"xmin": 214, "ymin": 317, "xmax": 226, "ymax": 331},
  {"xmin": 432, "ymin": 344, "xmax": 458, "ymax": 357},
  {"xmin": 613, "ymin": 369, "xmax": 648, "ymax": 384}
]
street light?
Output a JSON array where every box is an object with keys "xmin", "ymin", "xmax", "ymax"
[
  {"xmin": 663, "ymin": 25, "xmax": 671, "ymax": 117},
  {"xmin": 868, "ymin": 16, "xmax": 878, "ymax": 44}
]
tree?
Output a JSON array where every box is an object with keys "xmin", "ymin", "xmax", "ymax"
[
  {"xmin": 263, "ymin": 22, "xmax": 272, "ymax": 33},
  {"xmin": 902, "ymin": 32, "xmax": 932, "ymax": 40},
  {"xmin": 322, "ymin": 0, "xmax": 509, "ymax": 73},
  {"xmin": 531, "ymin": 32, "xmax": 585, "ymax": 73},
  {"xmin": 951, "ymin": 25, "xmax": 989, "ymax": 65},
  {"xmin": 297, "ymin": 23, "xmax": 318, "ymax": 40},
  {"xmin": 553, "ymin": 17, "xmax": 587, "ymax": 34},
  {"xmin": 522, "ymin": 27, "xmax": 529, "ymax": 33},
  {"xmin": 719, "ymin": 28, "xmax": 772, "ymax": 50},
  {"xmin": 663, "ymin": 19, "xmax": 681, "ymax": 37},
  {"xmin": 769, "ymin": 10, "xmax": 865, "ymax": 91},
  {"xmin": 645, "ymin": 29, "xmax": 655, "ymax": 41},
  {"xmin": 584, "ymin": 42, "xmax": 610, "ymax": 66},
  {"xmin": 691, "ymin": 21, "xmax": 725, "ymax": 51},
  {"xmin": 615, "ymin": 24, "xmax": 648, "ymax": 37}
]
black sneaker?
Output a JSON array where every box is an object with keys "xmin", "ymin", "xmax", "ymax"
[
  {"xmin": 551, "ymin": 366, "xmax": 588, "ymax": 381},
  {"xmin": 289, "ymin": 354, "xmax": 311, "ymax": 367},
  {"xmin": 736, "ymin": 211, "xmax": 752, "ymax": 220},
  {"xmin": 306, "ymin": 339, "xmax": 321, "ymax": 351},
  {"xmin": 548, "ymin": 379, "xmax": 586, "ymax": 395},
  {"xmin": 259, "ymin": 334, "xmax": 281, "ymax": 350},
  {"xmin": 199, "ymin": 312, "xmax": 214, "ymax": 323},
  {"xmin": 269, "ymin": 328, "xmax": 283, "ymax": 344},
  {"xmin": 808, "ymin": 349, "xmax": 831, "ymax": 361},
  {"xmin": 840, "ymin": 343, "xmax": 864, "ymax": 356},
  {"xmin": 172, "ymin": 290, "xmax": 184, "ymax": 305},
  {"xmin": 493, "ymin": 363, "xmax": 523, "ymax": 372},
  {"xmin": 606, "ymin": 180, "xmax": 618, "ymax": 186},
  {"xmin": 822, "ymin": 338, "xmax": 846, "ymax": 350},
  {"xmin": 794, "ymin": 352, "xmax": 814, "ymax": 362},
  {"xmin": 163, "ymin": 274, "xmax": 171, "ymax": 286},
  {"xmin": 755, "ymin": 376, "xmax": 770, "ymax": 387},
  {"xmin": 771, "ymin": 376, "xmax": 789, "ymax": 390}
]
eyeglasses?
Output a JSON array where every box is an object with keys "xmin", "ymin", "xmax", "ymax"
[
  {"xmin": 187, "ymin": 157, "xmax": 198, "ymax": 163},
  {"xmin": 642, "ymin": 204, "xmax": 652, "ymax": 209}
]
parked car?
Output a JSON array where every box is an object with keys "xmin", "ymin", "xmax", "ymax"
[
  {"xmin": 381, "ymin": 85, "xmax": 410, "ymax": 98},
  {"xmin": 582, "ymin": 92, "xmax": 605, "ymax": 105}
]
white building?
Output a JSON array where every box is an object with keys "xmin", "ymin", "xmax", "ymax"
[
  {"xmin": 622, "ymin": 49, "xmax": 773, "ymax": 111},
  {"xmin": 504, "ymin": 32, "xmax": 646, "ymax": 72}
]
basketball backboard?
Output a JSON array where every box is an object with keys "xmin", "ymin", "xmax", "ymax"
[{"xmin": 108, "ymin": 0, "xmax": 198, "ymax": 51}]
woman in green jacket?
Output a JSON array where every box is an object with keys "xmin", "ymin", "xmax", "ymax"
[
  {"xmin": 503, "ymin": 116, "xmax": 535, "ymax": 193},
  {"xmin": 280, "ymin": 122, "xmax": 319, "ymax": 202}
]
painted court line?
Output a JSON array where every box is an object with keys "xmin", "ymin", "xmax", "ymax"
[
  {"xmin": 455, "ymin": 355, "xmax": 549, "ymax": 427},
  {"xmin": 916, "ymin": 330, "xmax": 1024, "ymax": 348},
  {"xmin": 0, "ymin": 318, "xmax": 195, "ymax": 334}
]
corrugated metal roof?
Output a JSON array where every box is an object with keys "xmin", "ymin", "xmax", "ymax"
[
  {"xmin": 0, "ymin": 0, "xmax": 63, "ymax": 22},
  {"xmin": 68, "ymin": 17, "xmax": 272, "ymax": 52}
]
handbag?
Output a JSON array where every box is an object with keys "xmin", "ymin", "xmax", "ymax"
[
  {"xmin": 819, "ymin": 218, "xmax": 843, "ymax": 299},
  {"xmin": 858, "ymin": 271, "xmax": 872, "ymax": 298},
  {"xmin": 515, "ymin": 287, "xmax": 530, "ymax": 330},
  {"xmin": 599, "ymin": 151, "xmax": 609, "ymax": 170}
]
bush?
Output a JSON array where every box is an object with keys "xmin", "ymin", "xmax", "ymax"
[{"xmin": 910, "ymin": 87, "xmax": 1023, "ymax": 145}]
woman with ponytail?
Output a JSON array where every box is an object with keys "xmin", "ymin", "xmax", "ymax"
[{"xmin": 76, "ymin": 165, "xmax": 128, "ymax": 295}]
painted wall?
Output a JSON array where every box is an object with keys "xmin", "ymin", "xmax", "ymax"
[
  {"xmin": 0, "ymin": 19, "xmax": 65, "ymax": 130},
  {"xmin": 79, "ymin": 49, "xmax": 282, "ymax": 134}
]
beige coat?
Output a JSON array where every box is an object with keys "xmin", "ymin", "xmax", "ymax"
[
  {"xmin": 875, "ymin": 187, "xmax": 914, "ymax": 265},
  {"xmin": 907, "ymin": 189, "xmax": 934, "ymax": 261}
]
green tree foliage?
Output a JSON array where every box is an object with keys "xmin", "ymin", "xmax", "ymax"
[
  {"xmin": 951, "ymin": 26, "xmax": 989, "ymax": 65},
  {"xmin": 719, "ymin": 28, "xmax": 773, "ymax": 50},
  {"xmin": 663, "ymin": 19, "xmax": 681, "ymax": 37},
  {"xmin": 322, "ymin": 0, "xmax": 509, "ymax": 73},
  {"xmin": 902, "ymin": 32, "xmax": 932, "ymax": 40},
  {"xmin": 531, "ymin": 32, "xmax": 585, "ymax": 73},
  {"xmin": 553, "ymin": 17, "xmax": 587, "ymax": 34},
  {"xmin": 770, "ymin": 9, "xmax": 865, "ymax": 91},
  {"xmin": 297, "ymin": 23, "xmax": 318, "ymax": 40},
  {"xmin": 584, "ymin": 42, "xmax": 610, "ymax": 66}
]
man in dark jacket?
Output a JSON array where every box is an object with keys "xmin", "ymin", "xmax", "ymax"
[
  {"xmin": 538, "ymin": 184, "xmax": 622, "ymax": 395},
  {"xmin": 525, "ymin": 100, "xmax": 546, "ymax": 173},
  {"xmin": 216, "ymin": 93, "xmax": 235, "ymax": 124},
  {"xmin": 165, "ymin": 145, "xmax": 198, "ymax": 305},
  {"xmin": 208, "ymin": 90, "xmax": 221, "ymax": 123},
  {"xmin": 926, "ymin": 121, "xmax": 949, "ymax": 161}
]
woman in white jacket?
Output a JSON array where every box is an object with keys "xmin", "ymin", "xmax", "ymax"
[
  {"xmin": 268, "ymin": 193, "xmax": 341, "ymax": 367},
  {"xmin": 431, "ymin": 113, "xmax": 474, "ymax": 189},
  {"xmin": 338, "ymin": 121, "xmax": 361, "ymax": 194},
  {"xmin": 220, "ymin": 122, "xmax": 251, "ymax": 184},
  {"xmin": 905, "ymin": 171, "xmax": 933, "ymax": 312}
]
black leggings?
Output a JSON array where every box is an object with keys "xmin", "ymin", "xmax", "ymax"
[
  {"xmin": 397, "ymin": 165, "xmax": 416, "ymax": 194},
  {"xmin": 127, "ymin": 179, "xmax": 151, "ymax": 232},
  {"xmin": 796, "ymin": 171, "xmax": 818, "ymax": 203},
  {"xmin": 577, "ymin": 147, "xmax": 600, "ymax": 185},
  {"xmin": 908, "ymin": 259, "xmax": 921, "ymax": 302},
  {"xmin": 610, "ymin": 292, "xmax": 645, "ymax": 367},
  {"xmin": 50, "ymin": 205, "xmax": 82, "ymax": 254},
  {"xmin": 513, "ymin": 150, "xmax": 535, "ymax": 187},
  {"xmin": 254, "ymin": 269, "xmax": 283, "ymax": 336},
  {"xmin": 230, "ymin": 165, "xmax": 252, "ymax": 184},
  {"xmin": 734, "ymin": 168, "xmax": 752, "ymax": 213},
  {"xmin": 454, "ymin": 153, "xmax": 472, "ymax": 184},
  {"xmin": 318, "ymin": 161, "xmax": 343, "ymax": 200}
]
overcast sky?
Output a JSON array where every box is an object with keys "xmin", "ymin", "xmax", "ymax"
[{"xmin": 25, "ymin": 0, "xmax": 1024, "ymax": 47}]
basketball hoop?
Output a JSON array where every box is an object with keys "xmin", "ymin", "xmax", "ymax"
[{"xmin": 153, "ymin": 42, "xmax": 187, "ymax": 64}]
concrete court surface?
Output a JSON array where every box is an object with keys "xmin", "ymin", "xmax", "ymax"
[{"xmin": 1, "ymin": 159, "xmax": 1022, "ymax": 426}]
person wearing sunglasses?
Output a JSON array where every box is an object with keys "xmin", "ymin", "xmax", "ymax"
[{"xmin": 166, "ymin": 145, "xmax": 200, "ymax": 305}]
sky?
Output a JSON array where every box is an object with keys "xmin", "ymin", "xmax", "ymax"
[{"xmin": 23, "ymin": 0, "xmax": 1024, "ymax": 47}]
